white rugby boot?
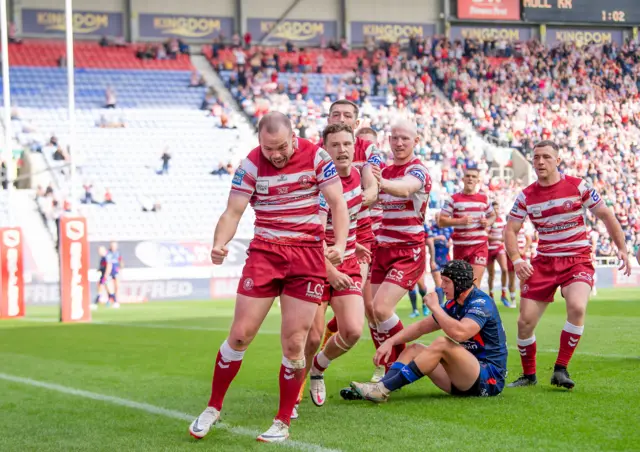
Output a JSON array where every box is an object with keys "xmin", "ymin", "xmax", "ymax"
[
  {"xmin": 256, "ymin": 419, "xmax": 289, "ymax": 443},
  {"xmin": 189, "ymin": 406, "xmax": 220, "ymax": 439},
  {"xmin": 309, "ymin": 375, "xmax": 326, "ymax": 406}
]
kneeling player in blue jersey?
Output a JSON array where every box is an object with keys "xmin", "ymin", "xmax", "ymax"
[{"xmin": 348, "ymin": 260, "xmax": 507, "ymax": 401}]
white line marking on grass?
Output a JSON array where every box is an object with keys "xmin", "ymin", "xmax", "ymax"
[
  {"xmin": 20, "ymin": 319, "xmax": 640, "ymax": 360},
  {"xmin": 0, "ymin": 372, "xmax": 340, "ymax": 452}
]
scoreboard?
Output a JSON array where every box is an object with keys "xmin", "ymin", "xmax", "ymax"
[{"xmin": 522, "ymin": 0, "xmax": 640, "ymax": 24}]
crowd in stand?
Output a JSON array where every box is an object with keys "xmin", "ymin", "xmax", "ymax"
[
  {"xmin": 218, "ymin": 35, "xmax": 640, "ymax": 258},
  {"xmin": 433, "ymin": 38, "xmax": 640, "ymax": 258}
]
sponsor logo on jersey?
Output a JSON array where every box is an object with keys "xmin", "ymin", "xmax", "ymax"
[
  {"xmin": 324, "ymin": 162, "xmax": 337, "ymax": 179},
  {"xmin": 367, "ymin": 154, "xmax": 383, "ymax": 166},
  {"xmin": 319, "ymin": 194, "xmax": 328, "ymax": 209},
  {"xmin": 256, "ymin": 180, "xmax": 269, "ymax": 194},
  {"xmin": 298, "ymin": 175, "xmax": 312, "ymax": 188},
  {"xmin": 531, "ymin": 206, "xmax": 542, "ymax": 217},
  {"xmin": 277, "ymin": 187, "xmax": 289, "ymax": 194},
  {"xmin": 537, "ymin": 222, "xmax": 579, "ymax": 233},
  {"xmin": 408, "ymin": 168, "xmax": 426, "ymax": 184},
  {"xmin": 589, "ymin": 189, "xmax": 601, "ymax": 204},
  {"xmin": 232, "ymin": 168, "xmax": 246, "ymax": 186},
  {"xmin": 277, "ymin": 174, "xmax": 288, "ymax": 182}
]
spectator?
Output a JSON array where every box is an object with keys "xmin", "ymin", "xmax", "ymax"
[
  {"xmin": 189, "ymin": 71, "xmax": 206, "ymax": 87},
  {"xmin": 158, "ymin": 148, "xmax": 171, "ymax": 175},
  {"xmin": 243, "ymin": 32, "xmax": 252, "ymax": 49},
  {"xmin": 104, "ymin": 86, "xmax": 117, "ymax": 108},
  {"xmin": 102, "ymin": 188, "xmax": 115, "ymax": 205},
  {"xmin": 210, "ymin": 163, "xmax": 230, "ymax": 176}
]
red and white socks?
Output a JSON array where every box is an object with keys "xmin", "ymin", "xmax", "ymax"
[
  {"xmin": 555, "ymin": 322, "xmax": 584, "ymax": 369},
  {"xmin": 275, "ymin": 357, "xmax": 306, "ymax": 426},
  {"xmin": 310, "ymin": 351, "xmax": 331, "ymax": 376},
  {"xmin": 208, "ymin": 340, "xmax": 245, "ymax": 411},
  {"xmin": 517, "ymin": 335, "xmax": 537, "ymax": 376},
  {"xmin": 377, "ymin": 314, "xmax": 405, "ymax": 371}
]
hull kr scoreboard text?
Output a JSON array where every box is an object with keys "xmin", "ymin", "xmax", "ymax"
[{"xmin": 523, "ymin": 0, "xmax": 640, "ymax": 24}]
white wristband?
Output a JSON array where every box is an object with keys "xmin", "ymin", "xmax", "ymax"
[{"xmin": 513, "ymin": 258, "xmax": 525, "ymax": 266}]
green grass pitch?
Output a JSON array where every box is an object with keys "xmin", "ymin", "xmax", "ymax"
[{"xmin": 1, "ymin": 287, "xmax": 639, "ymax": 451}]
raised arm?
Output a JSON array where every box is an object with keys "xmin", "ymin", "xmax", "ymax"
[{"xmin": 429, "ymin": 303, "xmax": 481, "ymax": 343}]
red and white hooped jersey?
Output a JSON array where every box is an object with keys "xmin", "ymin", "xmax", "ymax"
[
  {"xmin": 370, "ymin": 161, "xmax": 386, "ymax": 239},
  {"xmin": 230, "ymin": 138, "xmax": 339, "ymax": 246},
  {"xmin": 377, "ymin": 158, "xmax": 432, "ymax": 247},
  {"xmin": 488, "ymin": 215, "xmax": 506, "ymax": 250},
  {"xmin": 508, "ymin": 174, "xmax": 603, "ymax": 258},
  {"xmin": 442, "ymin": 192, "xmax": 494, "ymax": 247},
  {"xmin": 320, "ymin": 167, "xmax": 362, "ymax": 259}
]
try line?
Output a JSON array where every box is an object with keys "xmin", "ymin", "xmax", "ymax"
[{"xmin": 0, "ymin": 372, "xmax": 341, "ymax": 452}]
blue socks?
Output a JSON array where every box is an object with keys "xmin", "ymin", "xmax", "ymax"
[
  {"xmin": 435, "ymin": 287, "xmax": 444, "ymax": 305},
  {"xmin": 381, "ymin": 361, "xmax": 425, "ymax": 391},
  {"xmin": 408, "ymin": 289, "xmax": 418, "ymax": 311}
]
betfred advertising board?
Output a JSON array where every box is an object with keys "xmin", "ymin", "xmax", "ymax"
[
  {"xmin": 0, "ymin": 227, "xmax": 25, "ymax": 318},
  {"xmin": 59, "ymin": 217, "xmax": 91, "ymax": 322}
]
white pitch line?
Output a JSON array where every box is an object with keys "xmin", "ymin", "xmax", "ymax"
[
  {"xmin": 0, "ymin": 372, "xmax": 340, "ymax": 452},
  {"xmin": 20, "ymin": 318, "xmax": 640, "ymax": 360}
]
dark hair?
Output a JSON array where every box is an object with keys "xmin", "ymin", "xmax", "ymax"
[
  {"xmin": 533, "ymin": 140, "xmax": 560, "ymax": 153},
  {"xmin": 329, "ymin": 99, "xmax": 359, "ymax": 118},
  {"xmin": 258, "ymin": 111, "xmax": 292, "ymax": 134},
  {"xmin": 322, "ymin": 123, "xmax": 354, "ymax": 144},
  {"xmin": 356, "ymin": 127, "xmax": 377, "ymax": 138}
]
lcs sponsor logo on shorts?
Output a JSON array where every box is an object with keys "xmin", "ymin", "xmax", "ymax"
[
  {"xmin": 323, "ymin": 162, "xmax": 337, "ymax": 179},
  {"xmin": 305, "ymin": 282, "xmax": 324, "ymax": 300},
  {"xmin": 386, "ymin": 269, "xmax": 405, "ymax": 282},
  {"xmin": 474, "ymin": 256, "xmax": 487, "ymax": 266},
  {"xmin": 256, "ymin": 179, "xmax": 269, "ymax": 194},
  {"xmin": 572, "ymin": 271, "xmax": 593, "ymax": 282},
  {"xmin": 232, "ymin": 168, "xmax": 246, "ymax": 186}
]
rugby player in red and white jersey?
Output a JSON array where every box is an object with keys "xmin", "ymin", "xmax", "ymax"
[
  {"xmin": 506, "ymin": 140, "xmax": 631, "ymax": 390},
  {"xmin": 487, "ymin": 201, "xmax": 512, "ymax": 308},
  {"xmin": 298, "ymin": 124, "xmax": 367, "ymax": 412},
  {"xmin": 506, "ymin": 221, "xmax": 532, "ymax": 307},
  {"xmin": 305, "ymin": 103, "xmax": 385, "ymax": 389},
  {"xmin": 367, "ymin": 119, "xmax": 432, "ymax": 372},
  {"xmin": 188, "ymin": 112, "xmax": 349, "ymax": 443},
  {"xmin": 439, "ymin": 166, "xmax": 496, "ymax": 284}
]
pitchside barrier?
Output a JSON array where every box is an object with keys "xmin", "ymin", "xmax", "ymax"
[
  {"xmin": 12, "ymin": 237, "xmax": 640, "ymax": 306},
  {"xmin": 0, "ymin": 227, "xmax": 25, "ymax": 318},
  {"xmin": 58, "ymin": 217, "xmax": 91, "ymax": 322}
]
